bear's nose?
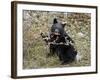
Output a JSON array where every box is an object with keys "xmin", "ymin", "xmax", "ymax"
[{"xmin": 55, "ymin": 29, "xmax": 59, "ymax": 32}]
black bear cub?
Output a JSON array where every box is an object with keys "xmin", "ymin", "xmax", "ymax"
[{"xmin": 41, "ymin": 18, "xmax": 77, "ymax": 64}]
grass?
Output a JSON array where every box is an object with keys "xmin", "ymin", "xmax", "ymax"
[{"xmin": 23, "ymin": 11, "xmax": 91, "ymax": 69}]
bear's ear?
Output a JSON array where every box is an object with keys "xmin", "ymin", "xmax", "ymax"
[
  {"xmin": 53, "ymin": 18, "xmax": 58, "ymax": 24},
  {"xmin": 62, "ymin": 22, "xmax": 66, "ymax": 28}
]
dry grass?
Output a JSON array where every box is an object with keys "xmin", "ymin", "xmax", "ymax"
[{"xmin": 23, "ymin": 10, "xmax": 91, "ymax": 69}]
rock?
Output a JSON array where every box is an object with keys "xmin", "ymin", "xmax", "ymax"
[{"xmin": 76, "ymin": 53, "xmax": 82, "ymax": 61}]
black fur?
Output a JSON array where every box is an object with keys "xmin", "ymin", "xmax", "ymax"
[{"xmin": 41, "ymin": 18, "xmax": 77, "ymax": 64}]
